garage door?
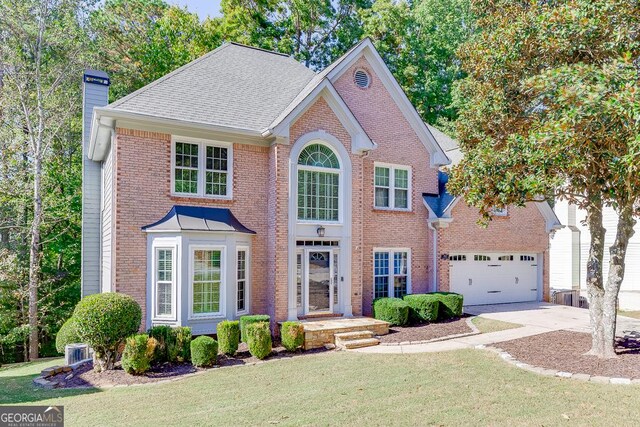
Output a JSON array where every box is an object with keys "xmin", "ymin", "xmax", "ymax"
[{"xmin": 449, "ymin": 253, "xmax": 539, "ymax": 305}]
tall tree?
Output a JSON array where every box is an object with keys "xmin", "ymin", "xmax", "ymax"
[
  {"xmin": 90, "ymin": 0, "xmax": 224, "ymax": 101},
  {"xmin": 448, "ymin": 0, "xmax": 640, "ymax": 358},
  {"xmin": 0, "ymin": 0, "xmax": 90, "ymax": 359},
  {"xmin": 361, "ymin": 0, "xmax": 474, "ymax": 124}
]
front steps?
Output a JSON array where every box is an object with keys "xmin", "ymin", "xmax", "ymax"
[
  {"xmin": 300, "ymin": 317, "xmax": 390, "ymax": 349},
  {"xmin": 334, "ymin": 330, "xmax": 380, "ymax": 350}
]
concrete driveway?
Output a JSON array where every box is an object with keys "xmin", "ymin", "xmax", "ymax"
[{"xmin": 465, "ymin": 301, "xmax": 640, "ymax": 335}]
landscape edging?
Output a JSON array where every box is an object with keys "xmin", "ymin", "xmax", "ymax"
[
  {"xmin": 377, "ymin": 316, "xmax": 480, "ymax": 346},
  {"xmin": 478, "ymin": 344, "xmax": 640, "ymax": 386}
]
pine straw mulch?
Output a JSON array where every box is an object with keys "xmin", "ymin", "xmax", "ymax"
[
  {"xmin": 498, "ymin": 329, "xmax": 640, "ymax": 378},
  {"xmin": 49, "ymin": 342, "xmax": 328, "ymax": 389},
  {"xmin": 377, "ymin": 316, "xmax": 473, "ymax": 344}
]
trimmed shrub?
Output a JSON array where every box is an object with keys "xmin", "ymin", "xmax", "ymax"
[
  {"xmin": 431, "ymin": 292, "xmax": 464, "ymax": 319},
  {"xmin": 280, "ymin": 321, "xmax": 304, "ymax": 352},
  {"xmin": 190, "ymin": 336, "xmax": 218, "ymax": 367},
  {"xmin": 55, "ymin": 317, "xmax": 80, "ymax": 354},
  {"xmin": 372, "ymin": 298, "xmax": 410, "ymax": 326},
  {"xmin": 403, "ymin": 294, "xmax": 440, "ymax": 324},
  {"xmin": 217, "ymin": 321, "xmax": 240, "ymax": 355},
  {"xmin": 173, "ymin": 327, "xmax": 192, "ymax": 362},
  {"xmin": 73, "ymin": 293, "xmax": 142, "ymax": 372},
  {"xmin": 240, "ymin": 315, "xmax": 270, "ymax": 343},
  {"xmin": 245, "ymin": 322, "xmax": 272, "ymax": 360},
  {"xmin": 147, "ymin": 325, "xmax": 173, "ymax": 363},
  {"xmin": 122, "ymin": 334, "xmax": 156, "ymax": 375}
]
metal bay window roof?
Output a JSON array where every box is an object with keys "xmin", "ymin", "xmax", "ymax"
[{"xmin": 142, "ymin": 205, "xmax": 256, "ymax": 234}]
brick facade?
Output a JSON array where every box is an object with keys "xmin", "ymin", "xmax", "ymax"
[{"xmin": 106, "ymin": 53, "xmax": 551, "ymax": 329}]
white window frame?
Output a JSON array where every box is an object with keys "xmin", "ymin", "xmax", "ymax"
[
  {"xmin": 296, "ymin": 141, "xmax": 343, "ymax": 224},
  {"xmin": 236, "ymin": 246, "xmax": 250, "ymax": 316},
  {"xmin": 188, "ymin": 245, "xmax": 226, "ymax": 320},
  {"xmin": 171, "ymin": 136, "xmax": 233, "ymax": 200},
  {"xmin": 373, "ymin": 163, "xmax": 411, "ymax": 211},
  {"xmin": 151, "ymin": 242, "xmax": 178, "ymax": 322},
  {"xmin": 373, "ymin": 248, "xmax": 412, "ymax": 299}
]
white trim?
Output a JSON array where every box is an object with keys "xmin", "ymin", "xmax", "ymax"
[
  {"xmin": 170, "ymin": 136, "xmax": 233, "ymax": 200},
  {"xmin": 372, "ymin": 248, "xmax": 412, "ymax": 298},
  {"xmin": 324, "ymin": 39, "xmax": 449, "ymax": 167},
  {"xmin": 188, "ymin": 244, "xmax": 226, "ymax": 320},
  {"xmin": 235, "ymin": 246, "xmax": 250, "ymax": 316},
  {"xmin": 535, "ymin": 201, "xmax": 563, "ymax": 233},
  {"xmin": 373, "ymin": 162, "xmax": 412, "ymax": 211}
]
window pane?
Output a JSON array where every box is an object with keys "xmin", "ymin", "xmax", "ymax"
[
  {"xmin": 157, "ymin": 282, "xmax": 172, "ymax": 316},
  {"xmin": 333, "ymin": 253, "xmax": 338, "ymax": 306},
  {"xmin": 394, "ymin": 252, "xmax": 408, "ymax": 275},
  {"xmin": 205, "ymin": 171, "xmax": 227, "ymax": 196},
  {"xmin": 237, "ymin": 250, "xmax": 246, "ymax": 312},
  {"xmin": 174, "ymin": 168, "xmax": 198, "ymax": 194},
  {"xmin": 394, "ymin": 276, "xmax": 407, "ymax": 298},
  {"xmin": 192, "ymin": 250, "xmax": 221, "ymax": 314},
  {"xmin": 297, "ymin": 170, "xmax": 339, "ymax": 221},
  {"xmin": 374, "ymin": 252, "xmax": 390, "ymax": 299},
  {"xmin": 174, "ymin": 143, "xmax": 199, "ymax": 193},
  {"xmin": 394, "ymin": 168, "xmax": 408, "ymax": 189},
  {"xmin": 298, "ymin": 144, "xmax": 340, "ymax": 168},
  {"xmin": 156, "ymin": 249, "xmax": 173, "ymax": 316},
  {"xmin": 374, "ymin": 167, "xmax": 389, "ymax": 186},
  {"xmin": 375, "ymin": 188, "xmax": 389, "ymax": 208},
  {"xmin": 395, "ymin": 189, "xmax": 408, "ymax": 209},
  {"xmin": 296, "ymin": 253, "xmax": 303, "ymax": 308}
]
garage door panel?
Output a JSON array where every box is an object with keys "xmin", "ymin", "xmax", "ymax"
[{"xmin": 449, "ymin": 253, "xmax": 539, "ymax": 305}]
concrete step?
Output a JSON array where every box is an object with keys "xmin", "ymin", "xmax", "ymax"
[
  {"xmin": 340, "ymin": 337, "xmax": 380, "ymax": 350},
  {"xmin": 334, "ymin": 330, "xmax": 374, "ymax": 341}
]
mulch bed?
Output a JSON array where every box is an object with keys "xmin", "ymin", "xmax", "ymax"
[
  {"xmin": 498, "ymin": 330, "xmax": 640, "ymax": 378},
  {"xmin": 49, "ymin": 342, "xmax": 328, "ymax": 389},
  {"xmin": 377, "ymin": 317, "xmax": 473, "ymax": 344}
]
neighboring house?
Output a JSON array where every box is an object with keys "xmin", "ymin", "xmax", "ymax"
[
  {"xmin": 550, "ymin": 202, "xmax": 640, "ymax": 310},
  {"xmin": 81, "ymin": 39, "xmax": 561, "ymax": 334}
]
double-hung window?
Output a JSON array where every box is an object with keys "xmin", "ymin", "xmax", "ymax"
[
  {"xmin": 373, "ymin": 249, "xmax": 410, "ymax": 299},
  {"xmin": 191, "ymin": 248, "xmax": 224, "ymax": 317},
  {"xmin": 374, "ymin": 164, "xmax": 410, "ymax": 210},
  {"xmin": 154, "ymin": 248, "xmax": 174, "ymax": 318},
  {"xmin": 173, "ymin": 138, "xmax": 232, "ymax": 198}
]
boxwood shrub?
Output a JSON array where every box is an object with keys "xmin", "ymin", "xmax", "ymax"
[
  {"xmin": 122, "ymin": 334, "xmax": 155, "ymax": 375},
  {"xmin": 147, "ymin": 325, "xmax": 173, "ymax": 363},
  {"xmin": 172, "ymin": 327, "xmax": 192, "ymax": 362},
  {"xmin": 73, "ymin": 293, "xmax": 141, "ymax": 372},
  {"xmin": 372, "ymin": 298, "xmax": 409, "ymax": 326},
  {"xmin": 240, "ymin": 315, "xmax": 270, "ymax": 343},
  {"xmin": 280, "ymin": 321, "xmax": 304, "ymax": 352},
  {"xmin": 431, "ymin": 292, "xmax": 464, "ymax": 319},
  {"xmin": 55, "ymin": 317, "xmax": 80, "ymax": 354},
  {"xmin": 245, "ymin": 322, "xmax": 272, "ymax": 359},
  {"xmin": 190, "ymin": 336, "xmax": 218, "ymax": 367},
  {"xmin": 217, "ymin": 320, "xmax": 240, "ymax": 355},
  {"xmin": 403, "ymin": 294, "xmax": 440, "ymax": 324}
]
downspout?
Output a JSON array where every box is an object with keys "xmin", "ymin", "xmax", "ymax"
[{"xmin": 428, "ymin": 222, "xmax": 438, "ymax": 292}]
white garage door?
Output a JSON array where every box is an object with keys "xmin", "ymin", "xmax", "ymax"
[{"xmin": 449, "ymin": 253, "xmax": 540, "ymax": 305}]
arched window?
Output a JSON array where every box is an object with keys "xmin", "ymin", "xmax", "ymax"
[{"xmin": 297, "ymin": 143, "xmax": 340, "ymax": 221}]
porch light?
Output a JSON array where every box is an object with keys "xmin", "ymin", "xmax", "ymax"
[{"xmin": 316, "ymin": 225, "xmax": 325, "ymax": 238}]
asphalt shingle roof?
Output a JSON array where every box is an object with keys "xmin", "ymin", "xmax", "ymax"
[{"xmin": 107, "ymin": 43, "xmax": 316, "ymax": 132}]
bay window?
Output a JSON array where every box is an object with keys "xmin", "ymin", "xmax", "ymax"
[{"xmin": 191, "ymin": 248, "xmax": 224, "ymax": 317}]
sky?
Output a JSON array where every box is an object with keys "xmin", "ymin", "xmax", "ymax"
[{"xmin": 168, "ymin": 0, "xmax": 223, "ymax": 18}]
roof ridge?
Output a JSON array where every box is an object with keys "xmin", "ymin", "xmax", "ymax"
[
  {"xmin": 107, "ymin": 43, "xmax": 233, "ymax": 109},
  {"xmin": 227, "ymin": 41, "xmax": 291, "ymax": 58}
]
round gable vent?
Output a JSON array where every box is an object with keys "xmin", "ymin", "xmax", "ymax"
[{"xmin": 354, "ymin": 69, "xmax": 370, "ymax": 89}]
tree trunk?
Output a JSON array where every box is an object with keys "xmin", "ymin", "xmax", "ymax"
[
  {"xmin": 584, "ymin": 199, "xmax": 606, "ymax": 357},
  {"xmin": 600, "ymin": 204, "xmax": 636, "ymax": 358},
  {"xmin": 28, "ymin": 154, "xmax": 43, "ymax": 360}
]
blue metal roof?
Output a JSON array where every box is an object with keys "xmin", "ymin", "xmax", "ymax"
[
  {"xmin": 142, "ymin": 205, "xmax": 256, "ymax": 234},
  {"xmin": 423, "ymin": 171, "xmax": 457, "ymax": 218}
]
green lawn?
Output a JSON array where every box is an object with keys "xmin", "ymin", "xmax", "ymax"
[
  {"xmin": 618, "ymin": 310, "xmax": 640, "ymax": 320},
  {"xmin": 471, "ymin": 316, "xmax": 523, "ymax": 334},
  {"xmin": 2, "ymin": 350, "xmax": 640, "ymax": 426}
]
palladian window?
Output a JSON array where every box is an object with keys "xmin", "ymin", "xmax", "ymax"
[{"xmin": 297, "ymin": 143, "xmax": 340, "ymax": 221}]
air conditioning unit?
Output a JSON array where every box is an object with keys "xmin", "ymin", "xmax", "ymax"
[{"xmin": 65, "ymin": 343, "xmax": 90, "ymax": 365}]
